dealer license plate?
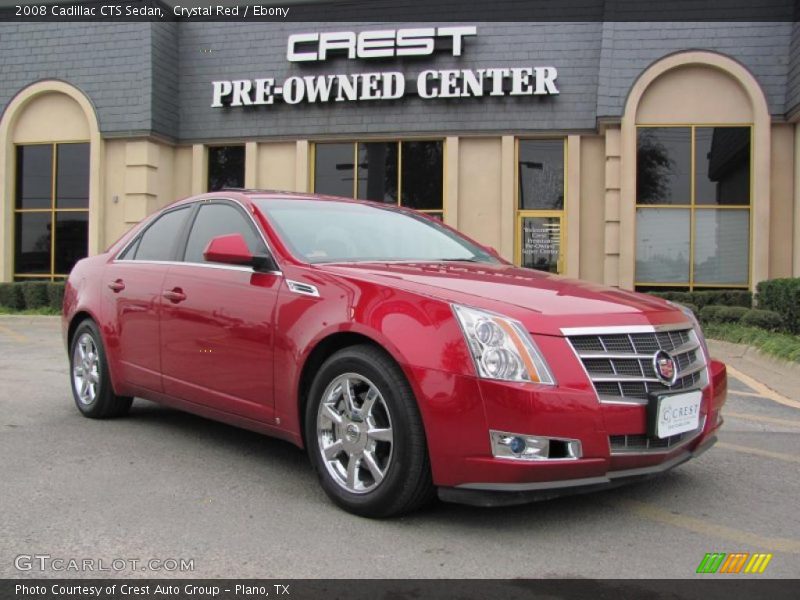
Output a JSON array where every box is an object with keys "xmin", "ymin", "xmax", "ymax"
[{"xmin": 652, "ymin": 391, "xmax": 702, "ymax": 439}]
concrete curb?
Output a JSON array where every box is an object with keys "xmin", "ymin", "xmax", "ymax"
[{"xmin": 708, "ymin": 338, "xmax": 800, "ymax": 402}]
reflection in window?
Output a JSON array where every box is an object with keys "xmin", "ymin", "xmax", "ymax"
[
  {"xmin": 635, "ymin": 209, "xmax": 690, "ymax": 283},
  {"xmin": 636, "ymin": 128, "xmax": 691, "ymax": 205},
  {"xmin": 207, "ymin": 146, "xmax": 245, "ymax": 192},
  {"xmin": 520, "ymin": 216, "xmax": 561, "ymax": 273},
  {"xmin": 693, "ymin": 209, "xmax": 750, "ymax": 284},
  {"xmin": 134, "ymin": 207, "xmax": 191, "ymax": 262},
  {"xmin": 14, "ymin": 143, "xmax": 90, "ymax": 281},
  {"xmin": 57, "ymin": 144, "xmax": 90, "ymax": 208},
  {"xmin": 314, "ymin": 143, "xmax": 354, "ymax": 197},
  {"xmin": 16, "ymin": 145, "xmax": 53, "ymax": 210},
  {"xmin": 694, "ymin": 127, "xmax": 750, "ymax": 205},
  {"xmin": 184, "ymin": 203, "xmax": 265, "ymax": 263},
  {"xmin": 518, "ymin": 140, "xmax": 564, "ymax": 210},
  {"xmin": 357, "ymin": 142, "xmax": 397, "ymax": 203},
  {"xmin": 635, "ymin": 126, "xmax": 751, "ymax": 290},
  {"xmin": 314, "ymin": 141, "xmax": 443, "ymax": 213},
  {"xmin": 402, "ymin": 141, "xmax": 443, "ymax": 210}
]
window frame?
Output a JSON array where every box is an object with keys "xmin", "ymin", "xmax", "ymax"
[
  {"xmin": 206, "ymin": 145, "xmax": 246, "ymax": 192},
  {"xmin": 13, "ymin": 141, "xmax": 90, "ymax": 282},
  {"xmin": 634, "ymin": 123, "xmax": 753, "ymax": 291},
  {"xmin": 310, "ymin": 139, "xmax": 446, "ymax": 220},
  {"xmin": 179, "ymin": 199, "xmax": 267, "ymax": 264},
  {"xmin": 514, "ymin": 137, "xmax": 568, "ymax": 274}
]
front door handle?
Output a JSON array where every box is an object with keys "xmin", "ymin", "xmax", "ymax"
[
  {"xmin": 162, "ymin": 288, "xmax": 187, "ymax": 303},
  {"xmin": 108, "ymin": 279, "xmax": 125, "ymax": 293}
]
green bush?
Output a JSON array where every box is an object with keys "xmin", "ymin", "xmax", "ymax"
[
  {"xmin": 0, "ymin": 283, "xmax": 25, "ymax": 310},
  {"xmin": 698, "ymin": 305, "xmax": 724, "ymax": 323},
  {"xmin": 47, "ymin": 282, "xmax": 66, "ymax": 311},
  {"xmin": 716, "ymin": 306, "xmax": 750, "ymax": 323},
  {"xmin": 756, "ymin": 278, "xmax": 800, "ymax": 334},
  {"xmin": 21, "ymin": 281, "xmax": 50, "ymax": 309},
  {"xmin": 650, "ymin": 290, "xmax": 752, "ymax": 309},
  {"xmin": 740, "ymin": 308, "xmax": 783, "ymax": 332}
]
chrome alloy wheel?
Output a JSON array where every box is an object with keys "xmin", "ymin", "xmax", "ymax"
[
  {"xmin": 72, "ymin": 332, "xmax": 100, "ymax": 406},
  {"xmin": 316, "ymin": 373, "xmax": 394, "ymax": 494}
]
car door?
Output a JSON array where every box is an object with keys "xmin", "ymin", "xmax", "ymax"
[
  {"xmin": 159, "ymin": 199, "xmax": 281, "ymax": 422},
  {"xmin": 102, "ymin": 205, "xmax": 193, "ymax": 393}
]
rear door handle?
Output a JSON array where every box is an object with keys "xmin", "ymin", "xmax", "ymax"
[
  {"xmin": 108, "ymin": 279, "xmax": 125, "ymax": 293},
  {"xmin": 162, "ymin": 288, "xmax": 187, "ymax": 303}
]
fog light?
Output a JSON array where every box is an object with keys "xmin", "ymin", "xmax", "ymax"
[
  {"xmin": 490, "ymin": 430, "xmax": 582, "ymax": 461},
  {"xmin": 508, "ymin": 436, "xmax": 526, "ymax": 455}
]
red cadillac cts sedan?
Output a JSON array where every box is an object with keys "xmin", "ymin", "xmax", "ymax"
[{"xmin": 63, "ymin": 191, "xmax": 726, "ymax": 517}]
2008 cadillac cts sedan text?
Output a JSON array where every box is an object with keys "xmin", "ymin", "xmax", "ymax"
[{"xmin": 63, "ymin": 191, "xmax": 726, "ymax": 517}]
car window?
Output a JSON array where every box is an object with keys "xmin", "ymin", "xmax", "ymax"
[
  {"xmin": 183, "ymin": 203, "xmax": 266, "ymax": 263},
  {"xmin": 254, "ymin": 198, "xmax": 496, "ymax": 264},
  {"xmin": 133, "ymin": 206, "xmax": 191, "ymax": 261}
]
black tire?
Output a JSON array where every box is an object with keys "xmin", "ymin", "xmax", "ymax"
[
  {"xmin": 305, "ymin": 344, "xmax": 435, "ymax": 518},
  {"xmin": 69, "ymin": 320, "xmax": 132, "ymax": 419}
]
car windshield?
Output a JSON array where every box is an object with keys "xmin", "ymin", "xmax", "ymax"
[{"xmin": 254, "ymin": 198, "xmax": 499, "ymax": 265}]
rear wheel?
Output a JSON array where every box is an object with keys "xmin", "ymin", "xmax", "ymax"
[
  {"xmin": 69, "ymin": 320, "xmax": 132, "ymax": 419},
  {"xmin": 305, "ymin": 344, "xmax": 434, "ymax": 517}
]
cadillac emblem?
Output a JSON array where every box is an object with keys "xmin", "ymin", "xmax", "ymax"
[{"xmin": 653, "ymin": 350, "xmax": 678, "ymax": 386}]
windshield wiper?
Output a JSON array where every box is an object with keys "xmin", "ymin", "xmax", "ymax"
[{"xmin": 436, "ymin": 257, "xmax": 483, "ymax": 263}]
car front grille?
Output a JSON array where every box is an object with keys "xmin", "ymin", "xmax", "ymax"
[
  {"xmin": 567, "ymin": 326, "xmax": 707, "ymax": 404},
  {"xmin": 609, "ymin": 416, "xmax": 706, "ymax": 454}
]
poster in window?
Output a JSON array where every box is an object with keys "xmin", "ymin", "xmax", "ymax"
[{"xmin": 521, "ymin": 217, "xmax": 561, "ymax": 273}]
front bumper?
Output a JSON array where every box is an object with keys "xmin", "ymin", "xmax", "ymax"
[
  {"xmin": 438, "ymin": 433, "xmax": 717, "ymax": 507},
  {"xmin": 410, "ymin": 353, "xmax": 727, "ymax": 500}
]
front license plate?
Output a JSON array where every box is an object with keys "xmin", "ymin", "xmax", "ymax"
[{"xmin": 651, "ymin": 391, "xmax": 702, "ymax": 439}]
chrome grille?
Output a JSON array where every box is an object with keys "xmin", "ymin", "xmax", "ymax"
[
  {"xmin": 567, "ymin": 325, "xmax": 707, "ymax": 404},
  {"xmin": 609, "ymin": 417, "xmax": 706, "ymax": 454}
]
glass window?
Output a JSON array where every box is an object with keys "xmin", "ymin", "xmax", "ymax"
[
  {"xmin": 55, "ymin": 212, "xmax": 89, "ymax": 273},
  {"xmin": 314, "ymin": 141, "xmax": 443, "ymax": 212},
  {"xmin": 56, "ymin": 144, "xmax": 90, "ymax": 208},
  {"xmin": 636, "ymin": 128, "xmax": 691, "ymax": 205},
  {"xmin": 518, "ymin": 140, "xmax": 564, "ymax": 210},
  {"xmin": 635, "ymin": 126, "xmax": 751, "ymax": 290},
  {"xmin": 357, "ymin": 142, "xmax": 397, "ymax": 203},
  {"xmin": 314, "ymin": 143, "xmax": 354, "ymax": 197},
  {"xmin": 255, "ymin": 199, "xmax": 495, "ymax": 265},
  {"xmin": 134, "ymin": 207, "xmax": 190, "ymax": 262},
  {"xmin": 401, "ymin": 141, "xmax": 443, "ymax": 210},
  {"xmin": 207, "ymin": 146, "xmax": 245, "ymax": 192},
  {"xmin": 693, "ymin": 209, "xmax": 750, "ymax": 284},
  {"xmin": 14, "ymin": 143, "xmax": 90, "ymax": 281},
  {"xmin": 520, "ymin": 216, "xmax": 561, "ymax": 273},
  {"xmin": 184, "ymin": 203, "xmax": 265, "ymax": 263},
  {"xmin": 694, "ymin": 127, "xmax": 750, "ymax": 205},
  {"xmin": 635, "ymin": 208, "xmax": 691, "ymax": 284},
  {"xmin": 14, "ymin": 212, "xmax": 51, "ymax": 274},
  {"xmin": 16, "ymin": 145, "xmax": 53, "ymax": 210}
]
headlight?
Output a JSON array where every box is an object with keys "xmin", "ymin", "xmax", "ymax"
[
  {"xmin": 668, "ymin": 301, "xmax": 710, "ymax": 360},
  {"xmin": 452, "ymin": 304, "xmax": 555, "ymax": 384}
]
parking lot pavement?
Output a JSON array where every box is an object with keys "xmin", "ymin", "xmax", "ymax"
[{"xmin": 1, "ymin": 316, "xmax": 798, "ymax": 579}]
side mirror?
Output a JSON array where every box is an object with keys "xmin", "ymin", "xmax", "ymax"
[{"xmin": 203, "ymin": 234, "xmax": 277, "ymax": 271}]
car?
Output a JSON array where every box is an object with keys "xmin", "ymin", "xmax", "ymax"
[{"xmin": 62, "ymin": 190, "xmax": 727, "ymax": 517}]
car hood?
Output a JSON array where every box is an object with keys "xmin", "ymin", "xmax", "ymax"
[{"xmin": 315, "ymin": 261, "xmax": 688, "ymax": 336}]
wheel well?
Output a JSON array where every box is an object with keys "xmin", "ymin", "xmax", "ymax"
[
  {"xmin": 67, "ymin": 311, "xmax": 94, "ymax": 348},
  {"xmin": 297, "ymin": 332, "xmax": 388, "ymax": 446}
]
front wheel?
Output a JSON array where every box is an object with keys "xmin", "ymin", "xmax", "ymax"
[
  {"xmin": 305, "ymin": 345, "xmax": 434, "ymax": 517},
  {"xmin": 69, "ymin": 320, "xmax": 132, "ymax": 419}
]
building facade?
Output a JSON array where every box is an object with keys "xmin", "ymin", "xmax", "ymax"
[{"xmin": 2, "ymin": 20, "xmax": 800, "ymax": 291}]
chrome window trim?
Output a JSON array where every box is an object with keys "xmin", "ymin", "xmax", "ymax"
[
  {"xmin": 560, "ymin": 322, "xmax": 693, "ymax": 336},
  {"xmin": 108, "ymin": 259, "xmax": 282, "ymax": 277},
  {"xmin": 113, "ymin": 196, "xmax": 279, "ymax": 267}
]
